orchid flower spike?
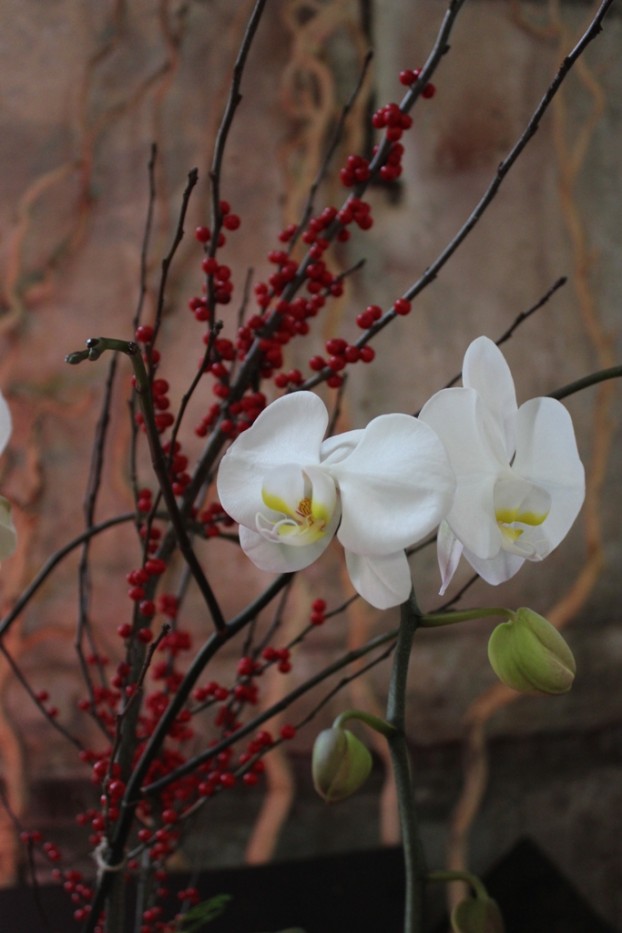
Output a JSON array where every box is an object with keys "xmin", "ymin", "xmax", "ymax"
[
  {"xmin": 0, "ymin": 390, "xmax": 17, "ymax": 562},
  {"xmin": 217, "ymin": 391, "xmax": 455, "ymax": 609},
  {"xmin": 419, "ymin": 336, "xmax": 585, "ymax": 593}
]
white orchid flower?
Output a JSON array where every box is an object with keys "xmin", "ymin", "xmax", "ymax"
[
  {"xmin": 0, "ymin": 390, "xmax": 17, "ymax": 562},
  {"xmin": 217, "ymin": 391, "xmax": 455, "ymax": 609},
  {"xmin": 419, "ymin": 336, "xmax": 585, "ymax": 593}
]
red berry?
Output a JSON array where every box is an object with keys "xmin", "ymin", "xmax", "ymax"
[
  {"xmin": 202, "ymin": 256, "xmax": 219, "ymax": 275},
  {"xmin": 309, "ymin": 355, "xmax": 326, "ymax": 372},
  {"xmin": 135, "ymin": 325, "xmax": 154, "ymax": 344},
  {"xmin": 393, "ymin": 298, "xmax": 411, "ymax": 316},
  {"xmin": 325, "ymin": 338, "xmax": 347, "ymax": 356},
  {"xmin": 194, "ymin": 226, "xmax": 211, "ymax": 243}
]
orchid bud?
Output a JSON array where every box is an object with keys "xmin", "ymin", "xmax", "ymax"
[
  {"xmin": 487, "ymin": 608, "xmax": 576, "ymax": 695},
  {"xmin": 311, "ymin": 727, "xmax": 372, "ymax": 803},
  {"xmin": 451, "ymin": 896, "xmax": 505, "ymax": 933}
]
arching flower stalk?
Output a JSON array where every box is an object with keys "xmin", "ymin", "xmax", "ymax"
[{"xmin": 217, "ymin": 391, "xmax": 455, "ymax": 609}]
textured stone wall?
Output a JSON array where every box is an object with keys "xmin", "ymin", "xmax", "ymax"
[{"xmin": 0, "ymin": 0, "xmax": 620, "ymax": 925}]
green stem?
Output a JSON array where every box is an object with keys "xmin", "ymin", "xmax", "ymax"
[
  {"xmin": 333, "ymin": 709, "xmax": 398, "ymax": 738},
  {"xmin": 427, "ymin": 869, "xmax": 489, "ymax": 901},
  {"xmin": 386, "ymin": 593, "xmax": 427, "ymax": 933},
  {"xmin": 548, "ymin": 364, "xmax": 622, "ymax": 401},
  {"xmin": 420, "ymin": 607, "xmax": 512, "ymax": 628}
]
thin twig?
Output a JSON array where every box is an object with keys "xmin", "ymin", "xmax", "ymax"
[
  {"xmin": 0, "ymin": 514, "xmax": 134, "ymax": 639},
  {"xmin": 0, "ymin": 641, "xmax": 84, "ymax": 750},
  {"xmin": 143, "ymin": 622, "xmax": 399, "ymax": 796},
  {"xmin": 76, "ymin": 351, "xmax": 120, "ymax": 706},
  {"xmin": 291, "ymin": 49, "xmax": 374, "ymax": 250},
  {"xmin": 152, "ymin": 167, "xmax": 199, "ymax": 342},
  {"xmin": 358, "ymin": 0, "xmax": 614, "ymax": 347},
  {"xmin": 432, "ymin": 276, "xmax": 569, "ymax": 395},
  {"xmin": 132, "ymin": 143, "xmax": 158, "ymax": 334},
  {"xmin": 209, "ymin": 0, "xmax": 268, "ymax": 239}
]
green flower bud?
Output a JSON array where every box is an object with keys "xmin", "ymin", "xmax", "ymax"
[
  {"xmin": 311, "ymin": 727, "xmax": 372, "ymax": 803},
  {"xmin": 487, "ymin": 608, "xmax": 576, "ymax": 695},
  {"xmin": 451, "ymin": 896, "xmax": 505, "ymax": 933}
]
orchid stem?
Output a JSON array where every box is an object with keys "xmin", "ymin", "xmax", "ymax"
[
  {"xmin": 420, "ymin": 607, "xmax": 512, "ymax": 628},
  {"xmin": 387, "ymin": 593, "xmax": 427, "ymax": 933},
  {"xmin": 333, "ymin": 709, "xmax": 397, "ymax": 738}
]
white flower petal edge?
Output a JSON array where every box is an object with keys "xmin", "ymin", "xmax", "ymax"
[
  {"xmin": 420, "ymin": 337, "xmax": 585, "ymax": 593},
  {"xmin": 0, "ymin": 390, "xmax": 16, "ymax": 562},
  {"xmin": 345, "ymin": 549, "xmax": 413, "ymax": 611},
  {"xmin": 217, "ymin": 391, "xmax": 456, "ymax": 609},
  {"xmin": 0, "ymin": 391, "xmax": 11, "ymax": 456},
  {"xmin": 462, "ymin": 334, "xmax": 517, "ymax": 459}
]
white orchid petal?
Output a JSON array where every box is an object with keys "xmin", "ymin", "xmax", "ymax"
[
  {"xmin": 436, "ymin": 520, "xmax": 464, "ymax": 595},
  {"xmin": 462, "ymin": 336, "xmax": 517, "ymax": 457},
  {"xmin": 463, "ymin": 545, "xmax": 525, "ymax": 586},
  {"xmin": 239, "ymin": 523, "xmax": 333, "ymax": 573},
  {"xmin": 0, "ymin": 392, "xmax": 12, "ymax": 457},
  {"xmin": 344, "ymin": 548, "xmax": 412, "ymax": 609},
  {"xmin": 420, "ymin": 387, "xmax": 507, "ymax": 472},
  {"xmin": 0, "ymin": 496, "xmax": 16, "ymax": 561},
  {"xmin": 512, "ymin": 397, "xmax": 585, "ymax": 552},
  {"xmin": 217, "ymin": 392, "xmax": 327, "ymax": 527},
  {"xmin": 420, "ymin": 388, "xmax": 504, "ymax": 558},
  {"xmin": 320, "ymin": 429, "xmax": 364, "ymax": 464},
  {"xmin": 331, "ymin": 414, "xmax": 455, "ymax": 554}
]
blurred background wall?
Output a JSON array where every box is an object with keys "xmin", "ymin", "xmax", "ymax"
[{"xmin": 0, "ymin": 0, "xmax": 620, "ymax": 927}]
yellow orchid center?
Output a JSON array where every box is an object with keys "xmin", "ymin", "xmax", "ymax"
[
  {"xmin": 495, "ymin": 506, "xmax": 547, "ymax": 544},
  {"xmin": 257, "ymin": 465, "xmax": 337, "ymax": 548},
  {"xmin": 493, "ymin": 477, "xmax": 550, "ymax": 550}
]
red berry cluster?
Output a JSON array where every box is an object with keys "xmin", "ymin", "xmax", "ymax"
[
  {"xmin": 307, "ymin": 335, "xmax": 376, "ymax": 389},
  {"xmin": 399, "ymin": 67, "xmax": 436, "ymax": 98},
  {"xmin": 372, "ymin": 101, "xmax": 413, "ymax": 141},
  {"xmin": 310, "ymin": 598, "xmax": 327, "ymax": 625}
]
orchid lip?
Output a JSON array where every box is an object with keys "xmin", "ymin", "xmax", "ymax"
[{"xmin": 256, "ymin": 465, "xmax": 337, "ymax": 548}]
